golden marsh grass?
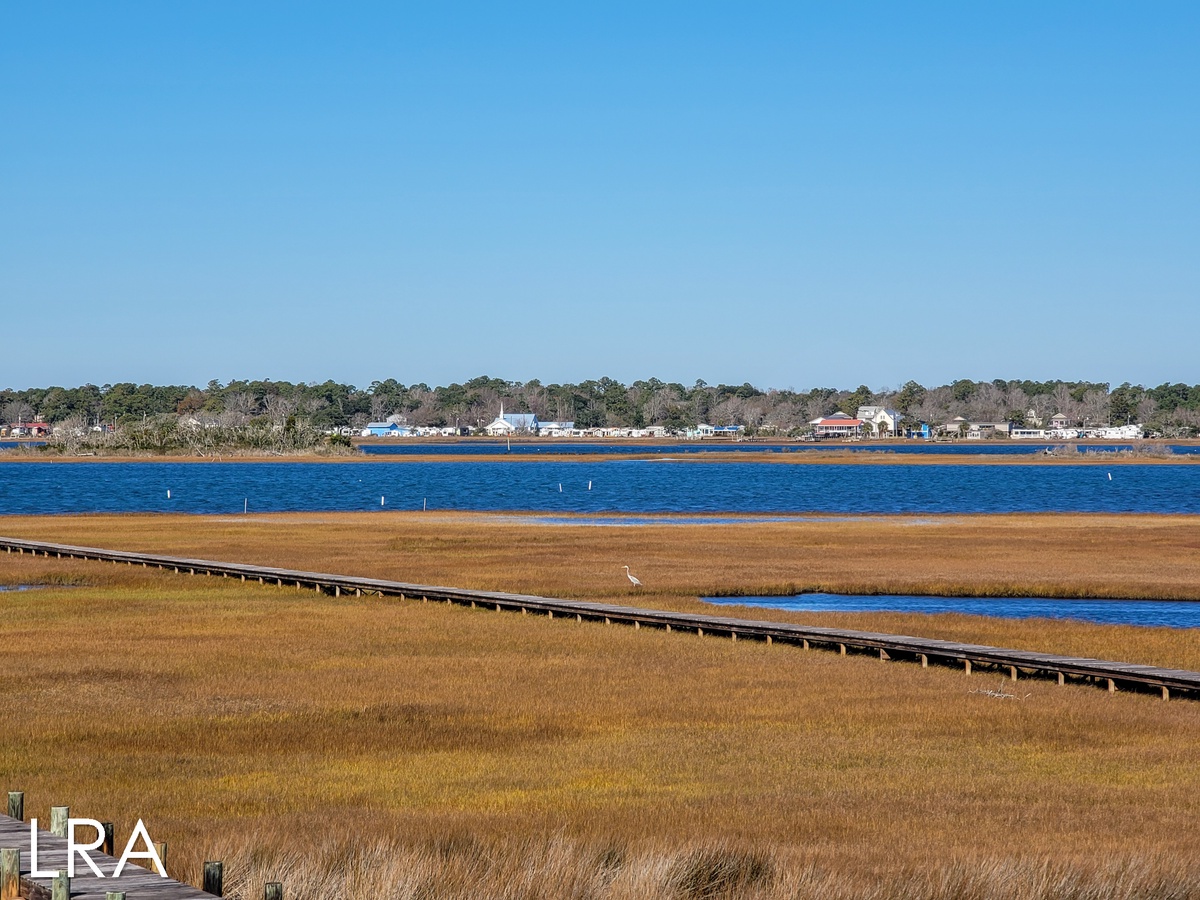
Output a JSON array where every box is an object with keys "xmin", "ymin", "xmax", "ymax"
[{"xmin": 2, "ymin": 512, "xmax": 1200, "ymax": 898}]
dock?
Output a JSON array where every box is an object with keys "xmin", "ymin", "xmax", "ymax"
[
  {"xmin": 3, "ymin": 536, "xmax": 1198, "ymax": 700},
  {"xmin": 0, "ymin": 810, "xmax": 210, "ymax": 900}
]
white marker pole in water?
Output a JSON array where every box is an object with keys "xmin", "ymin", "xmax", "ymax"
[
  {"xmin": 559, "ymin": 483, "xmax": 562, "ymax": 492},
  {"xmin": 423, "ymin": 497, "xmax": 427, "ymax": 511},
  {"xmin": 381, "ymin": 495, "xmax": 385, "ymax": 507},
  {"xmin": 244, "ymin": 498, "xmax": 248, "ymax": 514},
  {"xmin": 166, "ymin": 489, "xmax": 171, "ymax": 499},
  {"xmin": 588, "ymin": 480, "xmax": 592, "ymax": 491},
  {"xmin": 1108, "ymin": 472, "xmax": 1112, "ymax": 481}
]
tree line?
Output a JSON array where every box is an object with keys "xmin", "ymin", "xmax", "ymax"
[{"xmin": 3, "ymin": 376, "xmax": 1200, "ymax": 438}]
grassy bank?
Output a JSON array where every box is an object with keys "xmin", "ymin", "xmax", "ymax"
[{"xmin": 2, "ymin": 513, "xmax": 1200, "ymax": 898}]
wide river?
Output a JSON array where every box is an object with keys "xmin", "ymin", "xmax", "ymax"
[{"xmin": 0, "ymin": 460, "xmax": 1197, "ymax": 515}]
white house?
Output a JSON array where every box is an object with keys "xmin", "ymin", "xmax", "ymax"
[
  {"xmin": 856, "ymin": 406, "xmax": 904, "ymax": 438},
  {"xmin": 484, "ymin": 406, "xmax": 540, "ymax": 436}
]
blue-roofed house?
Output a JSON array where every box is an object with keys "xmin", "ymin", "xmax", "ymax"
[{"xmin": 362, "ymin": 422, "xmax": 413, "ymax": 437}]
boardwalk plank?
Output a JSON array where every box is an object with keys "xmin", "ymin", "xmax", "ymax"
[{"xmin": 4, "ymin": 536, "xmax": 1199, "ymax": 696}]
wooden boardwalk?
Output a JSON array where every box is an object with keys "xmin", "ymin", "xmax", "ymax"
[
  {"xmin": 4, "ymin": 536, "xmax": 1199, "ymax": 700},
  {"xmin": 0, "ymin": 813, "xmax": 210, "ymax": 900}
]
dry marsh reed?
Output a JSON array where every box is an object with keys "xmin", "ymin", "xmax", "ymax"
[{"xmin": 3, "ymin": 512, "xmax": 1200, "ymax": 897}]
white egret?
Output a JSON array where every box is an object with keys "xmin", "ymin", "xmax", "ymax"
[{"xmin": 622, "ymin": 565, "xmax": 643, "ymax": 586}]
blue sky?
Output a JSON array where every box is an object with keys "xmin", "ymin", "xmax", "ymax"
[{"xmin": 2, "ymin": 2, "xmax": 1197, "ymax": 391}]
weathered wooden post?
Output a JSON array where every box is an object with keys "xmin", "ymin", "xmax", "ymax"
[
  {"xmin": 154, "ymin": 841, "xmax": 168, "ymax": 871},
  {"xmin": 203, "ymin": 861, "xmax": 224, "ymax": 896},
  {"xmin": 106, "ymin": 892, "xmax": 127, "ymax": 900},
  {"xmin": 52, "ymin": 871, "xmax": 69, "ymax": 900},
  {"xmin": 963, "ymin": 659, "xmax": 972, "ymax": 675},
  {"xmin": 6, "ymin": 792, "xmax": 23, "ymax": 821},
  {"xmin": 102, "ymin": 822, "xmax": 115, "ymax": 856},
  {"xmin": 50, "ymin": 807, "xmax": 69, "ymax": 837},
  {"xmin": 265, "ymin": 881, "xmax": 283, "ymax": 900},
  {"xmin": 1, "ymin": 849, "xmax": 20, "ymax": 900}
]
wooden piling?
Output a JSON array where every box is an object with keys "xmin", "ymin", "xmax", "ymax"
[
  {"xmin": 1009, "ymin": 666, "xmax": 1018, "ymax": 682},
  {"xmin": 264, "ymin": 882, "xmax": 283, "ymax": 900},
  {"xmin": 1058, "ymin": 672, "xmax": 1065, "ymax": 685},
  {"xmin": 50, "ymin": 807, "xmax": 69, "ymax": 838},
  {"xmin": 879, "ymin": 648, "xmax": 889, "ymax": 661},
  {"xmin": 203, "ymin": 861, "xmax": 224, "ymax": 897},
  {"xmin": 102, "ymin": 822, "xmax": 114, "ymax": 856},
  {"xmin": 839, "ymin": 643, "xmax": 846, "ymax": 656},
  {"xmin": 106, "ymin": 892, "xmax": 127, "ymax": 900},
  {"xmin": 1163, "ymin": 686, "xmax": 1171, "ymax": 701},
  {"xmin": 920, "ymin": 654, "xmax": 928, "ymax": 668},
  {"xmin": 6, "ymin": 793, "xmax": 22, "ymax": 821},
  {"xmin": 1, "ymin": 849, "xmax": 19, "ymax": 900},
  {"xmin": 52, "ymin": 871, "xmax": 69, "ymax": 900},
  {"xmin": 155, "ymin": 841, "xmax": 168, "ymax": 872},
  {"xmin": 765, "ymin": 635, "xmax": 772, "ymax": 645},
  {"xmin": 963, "ymin": 659, "xmax": 971, "ymax": 675},
  {"xmin": 1108, "ymin": 678, "xmax": 1117, "ymax": 693}
]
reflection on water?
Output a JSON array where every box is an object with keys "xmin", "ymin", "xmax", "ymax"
[{"xmin": 706, "ymin": 593, "xmax": 1200, "ymax": 628}]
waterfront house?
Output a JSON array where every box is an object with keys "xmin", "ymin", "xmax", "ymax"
[
  {"xmin": 362, "ymin": 422, "xmax": 412, "ymax": 437},
  {"xmin": 484, "ymin": 406, "xmax": 540, "ymax": 435},
  {"xmin": 856, "ymin": 406, "xmax": 904, "ymax": 437},
  {"xmin": 811, "ymin": 413, "xmax": 863, "ymax": 439}
]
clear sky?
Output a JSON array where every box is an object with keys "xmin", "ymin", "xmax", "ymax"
[{"xmin": 2, "ymin": 2, "xmax": 1197, "ymax": 392}]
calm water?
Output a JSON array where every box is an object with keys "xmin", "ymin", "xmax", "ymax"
[
  {"xmin": 0, "ymin": 460, "xmax": 1197, "ymax": 515},
  {"xmin": 706, "ymin": 593, "xmax": 1200, "ymax": 628}
]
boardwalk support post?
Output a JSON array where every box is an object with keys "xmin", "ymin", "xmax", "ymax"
[
  {"xmin": 1009, "ymin": 666, "xmax": 1018, "ymax": 682},
  {"xmin": 50, "ymin": 807, "xmax": 69, "ymax": 838},
  {"xmin": 52, "ymin": 871, "xmax": 69, "ymax": 900},
  {"xmin": 1, "ymin": 849, "xmax": 19, "ymax": 900},
  {"xmin": 1108, "ymin": 678, "xmax": 1117, "ymax": 693},
  {"xmin": 879, "ymin": 649, "xmax": 889, "ymax": 661},
  {"xmin": 155, "ymin": 841, "xmax": 168, "ymax": 872},
  {"xmin": 1163, "ymin": 686, "xmax": 1171, "ymax": 701},
  {"xmin": 839, "ymin": 644, "xmax": 846, "ymax": 656},
  {"xmin": 102, "ymin": 822, "xmax": 114, "ymax": 856},
  {"xmin": 203, "ymin": 861, "xmax": 224, "ymax": 897},
  {"xmin": 920, "ymin": 654, "xmax": 928, "ymax": 668},
  {"xmin": 106, "ymin": 893, "xmax": 127, "ymax": 900},
  {"xmin": 1058, "ymin": 672, "xmax": 1065, "ymax": 685},
  {"xmin": 265, "ymin": 882, "xmax": 284, "ymax": 900},
  {"xmin": 6, "ymin": 793, "xmax": 22, "ymax": 821},
  {"xmin": 963, "ymin": 659, "xmax": 971, "ymax": 675}
]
